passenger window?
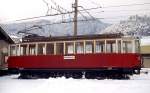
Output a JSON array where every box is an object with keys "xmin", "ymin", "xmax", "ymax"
[
  {"xmin": 10, "ymin": 46, "xmax": 16, "ymax": 56},
  {"xmin": 20, "ymin": 45, "xmax": 27, "ymax": 55},
  {"xmin": 46, "ymin": 43, "xmax": 54, "ymax": 55},
  {"xmin": 123, "ymin": 41, "xmax": 132, "ymax": 53},
  {"xmin": 16, "ymin": 45, "xmax": 20, "ymax": 56},
  {"xmin": 117, "ymin": 40, "xmax": 121, "ymax": 53},
  {"xmin": 76, "ymin": 42, "xmax": 84, "ymax": 54},
  {"xmin": 135, "ymin": 40, "xmax": 140, "ymax": 53},
  {"xmin": 65, "ymin": 42, "xmax": 74, "ymax": 54},
  {"xmin": 29, "ymin": 44, "xmax": 36, "ymax": 55},
  {"xmin": 85, "ymin": 41, "xmax": 93, "ymax": 53},
  {"xmin": 95, "ymin": 41, "xmax": 105, "ymax": 53},
  {"xmin": 56, "ymin": 43, "xmax": 64, "ymax": 55},
  {"xmin": 38, "ymin": 44, "xmax": 46, "ymax": 55},
  {"xmin": 106, "ymin": 40, "xmax": 116, "ymax": 53}
]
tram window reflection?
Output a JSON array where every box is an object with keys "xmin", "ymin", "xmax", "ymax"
[
  {"xmin": 20, "ymin": 45, "xmax": 27, "ymax": 55},
  {"xmin": 123, "ymin": 41, "xmax": 132, "ymax": 53},
  {"xmin": 95, "ymin": 41, "xmax": 105, "ymax": 53},
  {"xmin": 38, "ymin": 44, "xmax": 45, "ymax": 55},
  {"xmin": 56, "ymin": 43, "xmax": 64, "ymax": 55},
  {"xmin": 16, "ymin": 45, "xmax": 20, "ymax": 56},
  {"xmin": 85, "ymin": 41, "xmax": 93, "ymax": 53},
  {"xmin": 76, "ymin": 42, "xmax": 84, "ymax": 54},
  {"xmin": 106, "ymin": 40, "xmax": 116, "ymax": 53},
  {"xmin": 29, "ymin": 44, "xmax": 36, "ymax": 55},
  {"xmin": 10, "ymin": 46, "xmax": 16, "ymax": 56},
  {"xmin": 135, "ymin": 40, "xmax": 140, "ymax": 53},
  {"xmin": 46, "ymin": 43, "xmax": 54, "ymax": 55},
  {"xmin": 118, "ymin": 40, "xmax": 121, "ymax": 53},
  {"xmin": 65, "ymin": 42, "xmax": 74, "ymax": 54}
]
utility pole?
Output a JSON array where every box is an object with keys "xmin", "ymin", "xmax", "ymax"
[{"xmin": 73, "ymin": 0, "xmax": 78, "ymax": 36}]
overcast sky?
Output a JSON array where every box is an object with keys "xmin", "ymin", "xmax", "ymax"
[{"xmin": 0, "ymin": 0, "xmax": 150, "ymax": 24}]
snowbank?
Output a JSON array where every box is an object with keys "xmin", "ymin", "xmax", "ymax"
[{"xmin": 0, "ymin": 68, "xmax": 150, "ymax": 93}]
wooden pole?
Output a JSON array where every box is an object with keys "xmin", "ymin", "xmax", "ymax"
[{"xmin": 74, "ymin": 0, "xmax": 78, "ymax": 36}]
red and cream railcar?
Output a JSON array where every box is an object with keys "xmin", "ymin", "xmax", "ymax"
[{"xmin": 7, "ymin": 34, "xmax": 141, "ymax": 78}]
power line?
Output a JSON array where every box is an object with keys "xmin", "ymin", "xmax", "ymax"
[
  {"xmin": 78, "ymin": 9, "xmax": 95, "ymax": 28},
  {"xmin": 50, "ymin": 0, "xmax": 72, "ymax": 20},
  {"xmin": 15, "ymin": 11, "xmax": 74, "ymax": 21},
  {"xmin": 34, "ymin": 18, "xmax": 103, "ymax": 27},
  {"xmin": 79, "ymin": 6, "xmax": 96, "ymax": 20},
  {"xmin": 49, "ymin": 0, "xmax": 72, "ymax": 35},
  {"xmin": 80, "ymin": 2, "xmax": 150, "ymax": 12},
  {"xmin": 78, "ymin": 11, "xmax": 88, "ymax": 21},
  {"xmin": 12, "ymin": 2, "xmax": 150, "ymax": 22},
  {"xmin": 51, "ymin": 0, "xmax": 69, "ymax": 12},
  {"xmin": 26, "ymin": 13, "xmax": 150, "ymax": 27},
  {"xmin": 89, "ymin": 0, "xmax": 102, "ymax": 7},
  {"xmin": 17, "ymin": 25, "xmax": 44, "ymax": 35},
  {"xmin": 78, "ymin": 6, "xmax": 103, "ymax": 25},
  {"xmin": 95, "ymin": 9, "xmax": 150, "ymax": 13},
  {"xmin": 42, "ymin": 0, "xmax": 50, "ymax": 15}
]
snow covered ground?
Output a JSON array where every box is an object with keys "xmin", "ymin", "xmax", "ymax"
[{"xmin": 0, "ymin": 68, "xmax": 150, "ymax": 93}]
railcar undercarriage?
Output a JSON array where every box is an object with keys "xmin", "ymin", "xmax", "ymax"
[{"xmin": 13, "ymin": 68, "xmax": 140, "ymax": 79}]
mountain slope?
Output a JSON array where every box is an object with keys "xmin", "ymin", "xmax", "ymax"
[
  {"xmin": 2, "ymin": 18, "xmax": 109, "ymax": 37},
  {"xmin": 101, "ymin": 15, "xmax": 150, "ymax": 36}
]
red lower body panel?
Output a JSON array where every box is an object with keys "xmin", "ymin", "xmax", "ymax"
[{"xmin": 7, "ymin": 53, "xmax": 141, "ymax": 70}]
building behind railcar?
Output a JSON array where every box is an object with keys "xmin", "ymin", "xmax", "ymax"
[{"xmin": 0, "ymin": 26, "xmax": 14, "ymax": 70}]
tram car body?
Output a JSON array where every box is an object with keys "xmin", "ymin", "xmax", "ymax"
[{"xmin": 7, "ymin": 34, "xmax": 141, "ymax": 78}]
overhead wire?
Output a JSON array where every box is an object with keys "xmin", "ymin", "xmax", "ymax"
[
  {"xmin": 4, "ymin": 1, "xmax": 150, "ymax": 36},
  {"xmin": 31, "ymin": 18, "xmax": 104, "ymax": 27},
  {"xmin": 80, "ymin": 2, "xmax": 150, "ymax": 12},
  {"xmin": 78, "ymin": 11, "xmax": 88, "ymax": 20},
  {"xmin": 50, "ymin": 0, "xmax": 72, "ymax": 20},
  {"xmin": 79, "ymin": 6, "xmax": 96, "ymax": 20},
  {"xmin": 42, "ymin": 0, "xmax": 51, "ymax": 15},
  {"xmin": 9, "ymin": 2, "xmax": 150, "ymax": 22},
  {"xmin": 95, "ymin": 9, "xmax": 150, "ymax": 13},
  {"xmin": 88, "ymin": 0, "xmax": 102, "ymax": 7},
  {"xmin": 50, "ymin": 0, "xmax": 73, "ymax": 35}
]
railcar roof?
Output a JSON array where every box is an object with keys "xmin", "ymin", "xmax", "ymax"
[{"xmin": 22, "ymin": 33, "xmax": 123, "ymax": 43}]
